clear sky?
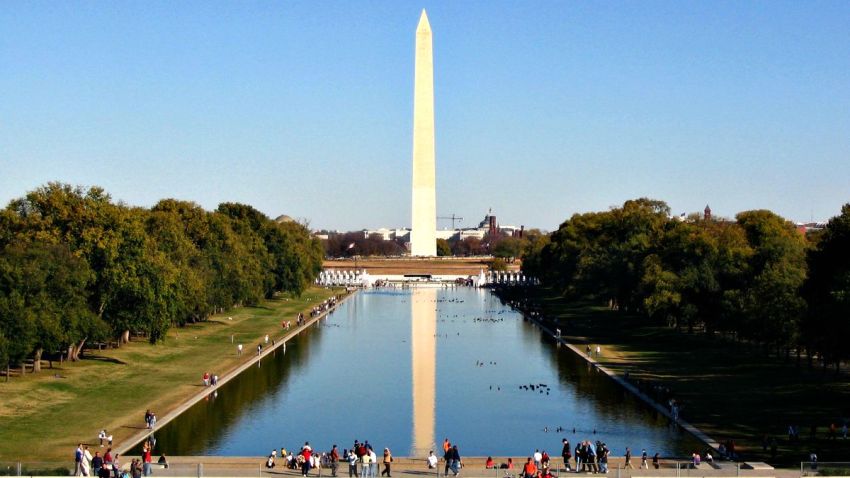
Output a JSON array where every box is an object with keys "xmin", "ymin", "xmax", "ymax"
[{"xmin": 2, "ymin": 1, "xmax": 849, "ymax": 231}]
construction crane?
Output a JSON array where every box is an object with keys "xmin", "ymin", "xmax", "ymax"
[{"xmin": 437, "ymin": 214, "xmax": 464, "ymax": 229}]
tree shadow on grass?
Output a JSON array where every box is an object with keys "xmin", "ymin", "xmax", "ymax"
[
  {"xmin": 521, "ymin": 287, "xmax": 850, "ymax": 464},
  {"xmin": 84, "ymin": 355, "xmax": 127, "ymax": 365}
]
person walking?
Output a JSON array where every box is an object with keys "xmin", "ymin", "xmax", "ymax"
[
  {"xmin": 103, "ymin": 449, "xmax": 114, "ymax": 474},
  {"xmin": 624, "ymin": 447, "xmax": 633, "ymax": 469},
  {"xmin": 330, "ymin": 445, "xmax": 340, "ymax": 477},
  {"xmin": 597, "ymin": 443, "xmax": 608, "ymax": 474},
  {"xmin": 574, "ymin": 442, "xmax": 582, "ymax": 473},
  {"xmin": 75, "ymin": 444, "xmax": 84, "ymax": 476},
  {"xmin": 81, "ymin": 446, "xmax": 93, "ymax": 476},
  {"xmin": 130, "ymin": 459, "xmax": 141, "ymax": 478},
  {"xmin": 360, "ymin": 449, "xmax": 371, "ymax": 478},
  {"xmin": 381, "ymin": 448, "xmax": 392, "ymax": 477},
  {"xmin": 586, "ymin": 442, "xmax": 596, "ymax": 474},
  {"xmin": 302, "ymin": 442, "xmax": 313, "ymax": 477},
  {"xmin": 348, "ymin": 450, "xmax": 358, "ymax": 478},
  {"xmin": 142, "ymin": 442, "xmax": 152, "ymax": 477},
  {"xmin": 561, "ymin": 439, "xmax": 572, "ymax": 472},
  {"xmin": 92, "ymin": 452, "xmax": 104, "ymax": 477},
  {"xmin": 449, "ymin": 445, "xmax": 461, "ymax": 477},
  {"xmin": 112, "ymin": 454, "xmax": 122, "ymax": 478},
  {"xmin": 369, "ymin": 447, "xmax": 378, "ymax": 478}
]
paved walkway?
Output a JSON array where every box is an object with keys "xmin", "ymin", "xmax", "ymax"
[{"xmin": 104, "ymin": 456, "xmax": 801, "ymax": 478}]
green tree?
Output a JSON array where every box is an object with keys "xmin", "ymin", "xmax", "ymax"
[
  {"xmin": 0, "ymin": 242, "xmax": 101, "ymax": 373},
  {"xmin": 537, "ymin": 198, "xmax": 671, "ymax": 312},
  {"xmin": 803, "ymin": 204, "xmax": 850, "ymax": 370},
  {"xmin": 492, "ymin": 237, "xmax": 523, "ymax": 259},
  {"xmin": 519, "ymin": 231, "xmax": 550, "ymax": 280},
  {"xmin": 736, "ymin": 210, "xmax": 807, "ymax": 353},
  {"xmin": 642, "ymin": 219, "xmax": 750, "ymax": 333},
  {"xmin": 436, "ymin": 238, "xmax": 452, "ymax": 257},
  {"xmin": 0, "ymin": 330, "xmax": 9, "ymax": 380}
]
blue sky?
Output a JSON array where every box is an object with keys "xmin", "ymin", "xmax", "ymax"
[{"xmin": 2, "ymin": 1, "xmax": 848, "ymax": 231}]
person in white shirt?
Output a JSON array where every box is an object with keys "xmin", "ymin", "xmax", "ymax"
[
  {"xmin": 427, "ymin": 451, "xmax": 438, "ymax": 469},
  {"xmin": 81, "ymin": 446, "xmax": 93, "ymax": 476},
  {"xmin": 369, "ymin": 449, "xmax": 377, "ymax": 478},
  {"xmin": 347, "ymin": 451, "xmax": 357, "ymax": 477}
]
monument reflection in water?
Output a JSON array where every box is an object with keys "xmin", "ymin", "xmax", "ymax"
[
  {"xmin": 411, "ymin": 287, "xmax": 436, "ymax": 456},
  {"xmin": 139, "ymin": 287, "xmax": 702, "ymax": 457}
]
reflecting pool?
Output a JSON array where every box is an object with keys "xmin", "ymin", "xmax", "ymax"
[{"xmin": 140, "ymin": 287, "xmax": 701, "ymax": 457}]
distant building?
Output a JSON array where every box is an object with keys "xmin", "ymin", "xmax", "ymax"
[
  {"xmin": 330, "ymin": 209, "xmax": 522, "ymax": 245},
  {"xmin": 796, "ymin": 222, "xmax": 826, "ymax": 234},
  {"xmin": 435, "ymin": 229, "xmax": 456, "ymax": 240},
  {"xmin": 363, "ymin": 228, "xmax": 396, "ymax": 241}
]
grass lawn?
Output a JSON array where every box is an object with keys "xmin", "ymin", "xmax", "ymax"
[
  {"xmin": 505, "ymin": 287, "xmax": 850, "ymax": 466},
  {"xmin": 0, "ymin": 287, "xmax": 341, "ymax": 463}
]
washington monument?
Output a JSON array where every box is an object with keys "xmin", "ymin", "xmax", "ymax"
[{"xmin": 410, "ymin": 9, "xmax": 437, "ymax": 257}]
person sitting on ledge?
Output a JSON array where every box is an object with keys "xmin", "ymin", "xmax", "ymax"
[
  {"xmin": 427, "ymin": 451, "xmax": 438, "ymax": 469},
  {"xmin": 485, "ymin": 457, "xmax": 494, "ymax": 469}
]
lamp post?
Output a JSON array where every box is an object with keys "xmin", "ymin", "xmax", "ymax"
[{"xmin": 346, "ymin": 242, "xmax": 358, "ymax": 286}]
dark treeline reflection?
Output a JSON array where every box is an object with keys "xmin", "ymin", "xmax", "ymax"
[
  {"xmin": 130, "ymin": 328, "xmax": 322, "ymax": 455},
  {"xmin": 530, "ymin": 319, "xmax": 696, "ymax": 446}
]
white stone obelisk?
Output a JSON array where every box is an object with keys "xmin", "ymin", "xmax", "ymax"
[{"xmin": 410, "ymin": 9, "xmax": 437, "ymax": 257}]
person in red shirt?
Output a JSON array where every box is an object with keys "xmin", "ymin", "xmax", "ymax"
[
  {"xmin": 142, "ymin": 442, "xmax": 152, "ymax": 476},
  {"xmin": 301, "ymin": 442, "xmax": 313, "ymax": 476},
  {"xmin": 523, "ymin": 458, "xmax": 537, "ymax": 478}
]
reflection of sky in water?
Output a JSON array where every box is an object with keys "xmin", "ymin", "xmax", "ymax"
[{"xmin": 146, "ymin": 287, "xmax": 701, "ymax": 458}]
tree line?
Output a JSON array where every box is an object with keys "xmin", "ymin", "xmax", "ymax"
[
  {"xmin": 0, "ymin": 183, "xmax": 324, "ymax": 377},
  {"xmin": 323, "ymin": 231, "xmax": 407, "ymax": 257},
  {"xmin": 522, "ymin": 198, "xmax": 850, "ymax": 371}
]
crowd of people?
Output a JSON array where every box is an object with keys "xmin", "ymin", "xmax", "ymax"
[
  {"xmin": 74, "ymin": 439, "xmax": 167, "ymax": 478},
  {"xmin": 143, "ymin": 410, "xmax": 157, "ymax": 429},
  {"xmin": 263, "ymin": 440, "xmax": 396, "ymax": 478},
  {"xmin": 201, "ymin": 371, "xmax": 219, "ymax": 387},
  {"xmin": 308, "ymin": 296, "xmax": 341, "ymax": 319},
  {"xmin": 71, "ymin": 432, "xmax": 720, "ymax": 478}
]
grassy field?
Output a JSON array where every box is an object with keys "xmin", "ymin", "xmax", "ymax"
[
  {"xmin": 0, "ymin": 287, "xmax": 340, "ymax": 463},
  {"xmin": 504, "ymin": 287, "xmax": 850, "ymax": 466}
]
